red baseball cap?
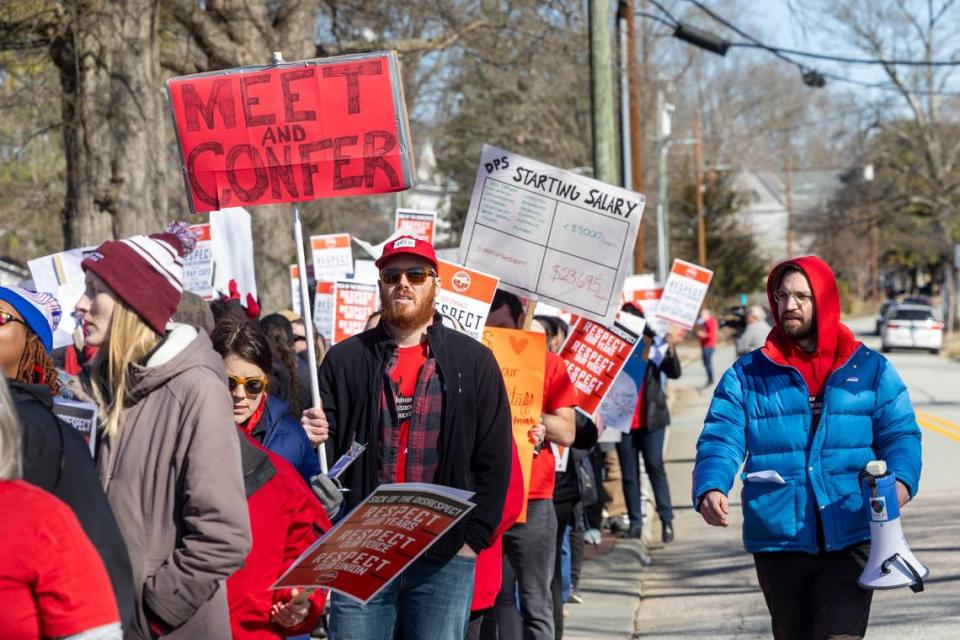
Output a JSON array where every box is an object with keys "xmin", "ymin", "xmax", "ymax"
[{"xmin": 375, "ymin": 235, "xmax": 438, "ymax": 270}]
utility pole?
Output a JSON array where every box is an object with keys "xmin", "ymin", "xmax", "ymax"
[
  {"xmin": 618, "ymin": 5, "xmax": 631, "ymax": 191},
  {"xmin": 693, "ymin": 112, "xmax": 706, "ymax": 266},
  {"xmin": 785, "ymin": 156, "xmax": 794, "ymax": 259},
  {"xmin": 655, "ymin": 79, "xmax": 671, "ymax": 283},
  {"xmin": 624, "ymin": 0, "xmax": 645, "ymax": 273},
  {"xmin": 870, "ymin": 216, "xmax": 879, "ymax": 301},
  {"xmin": 590, "ymin": 0, "xmax": 618, "ymax": 185}
]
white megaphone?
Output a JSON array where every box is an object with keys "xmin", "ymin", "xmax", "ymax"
[{"xmin": 858, "ymin": 460, "xmax": 928, "ymax": 592}]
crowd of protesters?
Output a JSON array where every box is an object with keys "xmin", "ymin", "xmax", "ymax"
[{"xmin": 0, "ymin": 227, "xmax": 699, "ymax": 640}]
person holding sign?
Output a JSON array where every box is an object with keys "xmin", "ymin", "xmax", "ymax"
[
  {"xmin": 317, "ymin": 236, "xmax": 512, "ymax": 640},
  {"xmin": 75, "ymin": 226, "xmax": 251, "ymax": 640},
  {"xmin": 0, "ymin": 285, "xmax": 135, "ymax": 631},
  {"xmin": 487, "ymin": 290, "xmax": 576, "ymax": 640},
  {"xmin": 693, "ymin": 257, "xmax": 921, "ymax": 640}
]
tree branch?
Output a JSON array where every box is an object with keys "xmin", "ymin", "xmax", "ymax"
[
  {"xmin": 163, "ymin": 0, "xmax": 247, "ymax": 68},
  {"xmin": 318, "ymin": 18, "xmax": 489, "ymax": 57}
]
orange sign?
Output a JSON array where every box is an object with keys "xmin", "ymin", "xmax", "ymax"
[
  {"xmin": 557, "ymin": 318, "xmax": 642, "ymax": 415},
  {"xmin": 481, "ymin": 327, "xmax": 546, "ymax": 522},
  {"xmin": 332, "ymin": 281, "xmax": 378, "ymax": 344},
  {"xmin": 435, "ymin": 260, "xmax": 500, "ymax": 341},
  {"xmin": 394, "ymin": 209, "xmax": 437, "ymax": 245}
]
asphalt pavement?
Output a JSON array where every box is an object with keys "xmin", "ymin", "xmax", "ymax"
[{"xmin": 565, "ymin": 316, "xmax": 960, "ymax": 639}]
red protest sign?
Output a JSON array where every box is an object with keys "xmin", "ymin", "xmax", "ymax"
[
  {"xmin": 273, "ymin": 483, "xmax": 475, "ymax": 603},
  {"xmin": 167, "ymin": 51, "xmax": 415, "ymax": 213},
  {"xmin": 332, "ymin": 281, "xmax": 379, "ymax": 344},
  {"xmin": 557, "ymin": 318, "xmax": 642, "ymax": 415}
]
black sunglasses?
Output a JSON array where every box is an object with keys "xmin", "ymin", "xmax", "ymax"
[
  {"xmin": 380, "ymin": 267, "xmax": 436, "ymax": 286},
  {"xmin": 227, "ymin": 375, "xmax": 268, "ymax": 396}
]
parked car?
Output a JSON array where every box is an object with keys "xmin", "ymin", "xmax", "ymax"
[
  {"xmin": 875, "ymin": 300, "xmax": 899, "ymax": 335},
  {"xmin": 880, "ymin": 304, "xmax": 944, "ymax": 354}
]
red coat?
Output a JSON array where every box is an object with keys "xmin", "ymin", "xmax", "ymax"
[
  {"xmin": 227, "ymin": 432, "xmax": 331, "ymax": 639},
  {"xmin": 471, "ymin": 443, "xmax": 524, "ymax": 611}
]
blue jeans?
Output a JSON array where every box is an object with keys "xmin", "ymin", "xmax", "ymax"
[
  {"xmin": 702, "ymin": 346, "xmax": 716, "ymax": 384},
  {"xmin": 329, "ymin": 554, "xmax": 476, "ymax": 640}
]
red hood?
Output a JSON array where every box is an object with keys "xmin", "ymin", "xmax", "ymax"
[{"xmin": 762, "ymin": 256, "xmax": 860, "ymax": 396}]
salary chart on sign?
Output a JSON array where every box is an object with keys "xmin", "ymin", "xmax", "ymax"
[{"xmin": 458, "ymin": 145, "xmax": 645, "ymax": 325}]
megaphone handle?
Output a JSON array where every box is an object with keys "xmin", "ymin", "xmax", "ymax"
[{"xmin": 881, "ymin": 553, "xmax": 925, "ymax": 593}]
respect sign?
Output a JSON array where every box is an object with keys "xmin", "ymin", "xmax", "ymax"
[
  {"xmin": 182, "ymin": 223, "xmax": 214, "ymax": 299},
  {"xmin": 394, "ymin": 209, "xmax": 437, "ymax": 244},
  {"xmin": 52, "ymin": 399, "xmax": 98, "ymax": 457},
  {"xmin": 332, "ymin": 280, "xmax": 378, "ymax": 344},
  {"xmin": 557, "ymin": 318, "xmax": 642, "ymax": 416},
  {"xmin": 655, "ymin": 259, "xmax": 714, "ymax": 331},
  {"xmin": 311, "ymin": 233, "xmax": 354, "ymax": 282},
  {"xmin": 313, "ymin": 281, "xmax": 335, "ymax": 342},
  {"xmin": 273, "ymin": 483, "xmax": 474, "ymax": 603},
  {"xmin": 167, "ymin": 51, "xmax": 415, "ymax": 213},
  {"xmin": 434, "ymin": 260, "xmax": 500, "ymax": 341},
  {"xmin": 458, "ymin": 145, "xmax": 645, "ymax": 325}
]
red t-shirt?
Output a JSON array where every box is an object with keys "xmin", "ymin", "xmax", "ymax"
[
  {"xmin": 527, "ymin": 352, "xmax": 578, "ymax": 500},
  {"xmin": 392, "ymin": 343, "xmax": 428, "ymax": 483},
  {"xmin": 0, "ymin": 480, "xmax": 119, "ymax": 640}
]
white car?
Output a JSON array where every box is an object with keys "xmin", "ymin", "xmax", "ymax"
[{"xmin": 880, "ymin": 304, "xmax": 944, "ymax": 354}]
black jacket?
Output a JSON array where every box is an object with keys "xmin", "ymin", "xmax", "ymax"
[
  {"xmin": 12, "ymin": 381, "xmax": 136, "ymax": 631},
  {"xmin": 318, "ymin": 316, "xmax": 512, "ymax": 559},
  {"xmin": 553, "ymin": 412, "xmax": 600, "ymax": 503},
  {"xmin": 642, "ymin": 342, "xmax": 682, "ymax": 431}
]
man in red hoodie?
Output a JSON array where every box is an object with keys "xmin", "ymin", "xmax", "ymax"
[{"xmin": 693, "ymin": 256, "xmax": 922, "ymax": 640}]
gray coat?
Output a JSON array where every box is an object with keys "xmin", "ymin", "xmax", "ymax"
[{"xmin": 97, "ymin": 325, "xmax": 251, "ymax": 639}]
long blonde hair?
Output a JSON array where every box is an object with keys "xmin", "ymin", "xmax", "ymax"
[
  {"xmin": 0, "ymin": 378, "xmax": 22, "ymax": 480},
  {"xmin": 91, "ymin": 301, "xmax": 161, "ymax": 440}
]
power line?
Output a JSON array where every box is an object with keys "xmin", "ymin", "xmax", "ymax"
[{"xmin": 730, "ymin": 42, "xmax": 960, "ymax": 67}]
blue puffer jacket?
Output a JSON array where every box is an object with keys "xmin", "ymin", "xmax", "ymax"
[
  {"xmin": 693, "ymin": 345, "xmax": 921, "ymax": 553},
  {"xmin": 250, "ymin": 395, "xmax": 321, "ymax": 483}
]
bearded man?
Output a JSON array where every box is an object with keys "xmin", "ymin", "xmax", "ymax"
[{"xmin": 318, "ymin": 236, "xmax": 513, "ymax": 640}]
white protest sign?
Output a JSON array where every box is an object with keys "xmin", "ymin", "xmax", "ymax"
[
  {"xmin": 655, "ymin": 259, "xmax": 714, "ymax": 331},
  {"xmin": 310, "ymin": 233, "xmax": 354, "ymax": 282},
  {"xmin": 435, "ymin": 260, "xmax": 500, "ymax": 341},
  {"xmin": 458, "ymin": 145, "xmax": 644, "ymax": 324},
  {"xmin": 395, "ymin": 209, "xmax": 437, "ymax": 245},
  {"xmin": 313, "ymin": 281, "xmax": 335, "ymax": 343},
  {"xmin": 182, "ymin": 223, "xmax": 214, "ymax": 299},
  {"xmin": 210, "ymin": 207, "xmax": 257, "ymax": 300},
  {"xmin": 352, "ymin": 259, "xmax": 380, "ymax": 286},
  {"xmin": 51, "ymin": 399, "xmax": 98, "ymax": 457},
  {"xmin": 28, "ymin": 248, "xmax": 94, "ymax": 349}
]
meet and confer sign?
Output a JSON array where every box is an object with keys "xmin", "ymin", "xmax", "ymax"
[{"xmin": 167, "ymin": 51, "xmax": 415, "ymax": 213}]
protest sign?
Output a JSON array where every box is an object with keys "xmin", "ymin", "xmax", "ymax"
[
  {"xmin": 481, "ymin": 327, "xmax": 545, "ymax": 522},
  {"xmin": 182, "ymin": 223, "xmax": 214, "ymax": 299},
  {"xmin": 167, "ymin": 51, "xmax": 415, "ymax": 213},
  {"xmin": 311, "ymin": 233, "xmax": 354, "ymax": 282},
  {"xmin": 332, "ymin": 280, "xmax": 378, "ymax": 344},
  {"xmin": 458, "ymin": 145, "xmax": 645, "ymax": 325},
  {"xmin": 210, "ymin": 207, "xmax": 258, "ymax": 301},
  {"xmin": 273, "ymin": 483, "xmax": 474, "ymax": 603},
  {"xmin": 290, "ymin": 265, "xmax": 306, "ymax": 316},
  {"xmin": 597, "ymin": 347, "xmax": 648, "ymax": 432},
  {"xmin": 557, "ymin": 317, "xmax": 642, "ymax": 416},
  {"xmin": 352, "ymin": 259, "xmax": 379, "ymax": 285},
  {"xmin": 51, "ymin": 399, "xmax": 98, "ymax": 457},
  {"xmin": 655, "ymin": 259, "xmax": 714, "ymax": 331},
  {"xmin": 434, "ymin": 260, "xmax": 500, "ymax": 341},
  {"xmin": 28, "ymin": 248, "xmax": 95, "ymax": 349},
  {"xmin": 394, "ymin": 209, "xmax": 437, "ymax": 244},
  {"xmin": 313, "ymin": 281, "xmax": 335, "ymax": 342}
]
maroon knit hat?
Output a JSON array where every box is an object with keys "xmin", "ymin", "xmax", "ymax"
[{"xmin": 81, "ymin": 223, "xmax": 196, "ymax": 334}]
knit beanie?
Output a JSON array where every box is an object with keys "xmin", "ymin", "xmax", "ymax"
[
  {"xmin": 0, "ymin": 286, "xmax": 62, "ymax": 352},
  {"xmin": 81, "ymin": 223, "xmax": 196, "ymax": 335}
]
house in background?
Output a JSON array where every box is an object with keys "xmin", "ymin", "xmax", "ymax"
[
  {"xmin": 396, "ymin": 140, "xmax": 454, "ymax": 243},
  {"xmin": 731, "ymin": 168, "xmax": 846, "ymax": 265}
]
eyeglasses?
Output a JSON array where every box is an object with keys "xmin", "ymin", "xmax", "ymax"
[
  {"xmin": 0, "ymin": 311, "xmax": 25, "ymax": 328},
  {"xmin": 380, "ymin": 267, "xmax": 436, "ymax": 286},
  {"xmin": 773, "ymin": 290, "xmax": 813, "ymax": 306},
  {"xmin": 227, "ymin": 375, "xmax": 268, "ymax": 396}
]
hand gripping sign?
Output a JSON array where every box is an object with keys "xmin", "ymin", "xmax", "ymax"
[{"xmin": 166, "ymin": 51, "xmax": 415, "ymax": 213}]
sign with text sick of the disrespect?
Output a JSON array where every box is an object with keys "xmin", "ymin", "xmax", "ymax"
[
  {"xmin": 458, "ymin": 145, "xmax": 645, "ymax": 325},
  {"xmin": 655, "ymin": 259, "xmax": 714, "ymax": 331},
  {"xmin": 434, "ymin": 260, "xmax": 500, "ymax": 341},
  {"xmin": 167, "ymin": 51, "xmax": 415, "ymax": 213},
  {"xmin": 482, "ymin": 327, "xmax": 546, "ymax": 523},
  {"xmin": 310, "ymin": 233, "xmax": 354, "ymax": 282},
  {"xmin": 558, "ymin": 317, "xmax": 642, "ymax": 417},
  {"xmin": 394, "ymin": 209, "xmax": 437, "ymax": 245},
  {"xmin": 182, "ymin": 223, "xmax": 214, "ymax": 299},
  {"xmin": 273, "ymin": 483, "xmax": 475, "ymax": 603},
  {"xmin": 332, "ymin": 280, "xmax": 379, "ymax": 344}
]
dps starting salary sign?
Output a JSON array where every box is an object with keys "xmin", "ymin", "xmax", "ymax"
[
  {"xmin": 167, "ymin": 51, "xmax": 415, "ymax": 213},
  {"xmin": 458, "ymin": 145, "xmax": 645, "ymax": 325}
]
